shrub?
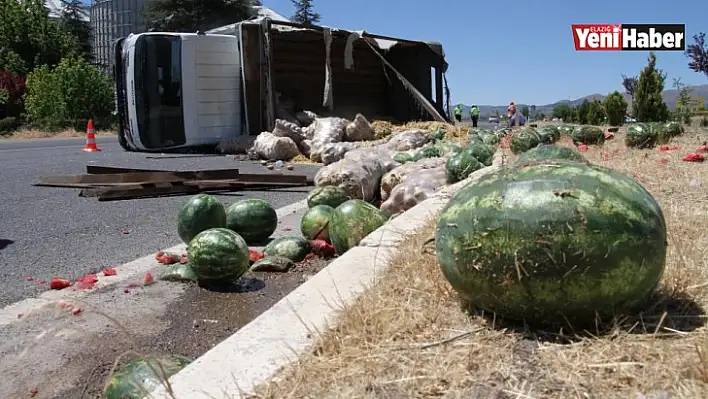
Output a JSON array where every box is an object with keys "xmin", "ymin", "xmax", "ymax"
[
  {"xmin": 0, "ymin": 116, "xmax": 22, "ymax": 135},
  {"xmin": 603, "ymin": 91, "xmax": 628, "ymax": 126},
  {"xmin": 0, "ymin": 69, "xmax": 26, "ymax": 119},
  {"xmin": 24, "ymin": 56, "xmax": 115, "ymax": 131}
]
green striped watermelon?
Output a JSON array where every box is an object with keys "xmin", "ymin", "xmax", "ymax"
[
  {"xmin": 300, "ymin": 205, "xmax": 334, "ymax": 241},
  {"xmin": 263, "ymin": 236, "xmax": 311, "ymax": 262},
  {"xmin": 177, "ymin": 194, "xmax": 226, "ymax": 244},
  {"xmin": 225, "ymin": 199, "xmax": 278, "ymax": 244},
  {"xmin": 104, "ymin": 355, "xmax": 193, "ymax": 399},
  {"xmin": 513, "ymin": 144, "xmax": 585, "ymax": 165},
  {"xmin": 329, "ymin": 199, "xmax": 388, "ymax": 254},
  {"xmin": 436, "ymin": 159, "xmax": 667, "ymax": 325},
  {"xmin": 445, "ymin": 150, "xmax": 484, "ymax": 184},
  {"xmin": 187, "ymin": 228, "xmax": 250, "ymax": 282},
  {"xmin": 307, "ymin": 185, "xmax": 350, "ymax": 209},
  {"xmin": 509, "ymin": 127, "xmax": 541, "ymax": 154}
]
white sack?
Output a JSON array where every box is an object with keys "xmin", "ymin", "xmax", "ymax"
[
  {"xmin": 272, "ymin": 119, "xmax": 306, "ymax": 143},
  {"xmin": 251, "ymin": 132, "xmax": 300, "ymax": 161},
  {"xmin": 344, "ymin": 113, "xmax": 375, "ymax": 142},
  {"xmin": 314, "ymin": 157, "xmax": 387, "ymax": 202},
  {"xmin": 384, "ymin": 129, "xmax": 432, "ymax": 151},
  {"xmin": 296, "ymin": 110, "xmax": 318, "ymax": 127},
  {"xmin": 307, "ymin": 117, "xmax": 349, "ymax": 162},
  {"xmin": 380, "ymin": 157, "xmax": 447, "ymax": 201},
  {"xmin": 319, "ymin": 142, "xmax": 362, "ymax": 165},
  {"xmin": 380, "ymin": 165, "xmax": 448, "ymax": 216},
  {"xmin": 344, "ymin": 145, "xmax": 399, "ymax": 172}
]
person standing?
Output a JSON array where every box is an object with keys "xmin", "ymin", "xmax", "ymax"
[
  {"xmin": 469, "ymin": 104, "xmax": 480, "ymax": 127},
  {"xmin": 454, "ymin": 104, "xmax": 463, "ymax": 123}
]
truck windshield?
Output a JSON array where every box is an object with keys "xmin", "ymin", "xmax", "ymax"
[{"xmin": 133, "ymin": 34, "xmax": 186, "ymax": 149}]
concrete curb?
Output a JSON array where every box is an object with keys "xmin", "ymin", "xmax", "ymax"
[{"xmin": 150, "ymin": 154, "xmax": 505, "ymax": 399}]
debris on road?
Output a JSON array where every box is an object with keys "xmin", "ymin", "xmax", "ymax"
[
  {"xmin": 49, "ymin": 278, "xmax": 71, "ymax": 290},
  {"xmin": 35, "ymin": 165, "xmax": 314, "ymax": 201},
  {"xmin": 103, "ymin": 268, "xmax": 117, "ymax": 276}
]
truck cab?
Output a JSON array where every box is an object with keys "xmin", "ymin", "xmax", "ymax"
[{"xmin": 114, "ymin": 32, "xmax": 243, "ymax": 151}]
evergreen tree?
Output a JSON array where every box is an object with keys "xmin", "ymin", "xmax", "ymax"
[
  {"xmin": 59, "ymin": 0, "xmax": 92, "ymax": 62},
  {"xmin": 685, "ymin": 32, "xmax": 708, "ymax": 79},
  {"xmin": 603, "ymin": 91, "xmax": 628, "ymax": 126},
  {"xmin": 633, "ymin": 52, "xmax": 670, "ymax": 123},
  {"xmin": 577, "ymin": 99, "xmax": 590, "ymax": 124},
  {"xmin": 586, "ymin": 99, "xmax": 605, "ymax": 125},
  {"xmin": 145, "ymin": 0, "xmax": 258, "ymax": 32},
  {"xmin": 291, "ymin": 0, "xmax": 320, "ymax": 25}
]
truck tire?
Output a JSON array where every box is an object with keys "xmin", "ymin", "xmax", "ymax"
[{"xmin": 117, "ymin": 130, "xmax": 134, "ymax": 152}]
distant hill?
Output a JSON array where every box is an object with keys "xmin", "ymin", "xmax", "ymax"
[{"xmin": 461, "ymin": 84, "xmax": 708, "ymax": 117}]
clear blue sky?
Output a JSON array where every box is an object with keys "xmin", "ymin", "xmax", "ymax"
[{"xmin": 263, "ymin": 0, "xmax": 707, "ymax": 106}]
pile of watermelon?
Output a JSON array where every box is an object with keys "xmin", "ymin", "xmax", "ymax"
[
  {"xmin": 435, "ymin": 139, "xmax": 668, "ymax": 326},
  {"xmin": 625, "ymin": 121, "xmax": 684, "ymax": 148}
]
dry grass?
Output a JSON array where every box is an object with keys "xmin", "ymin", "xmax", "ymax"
[
  {"xmin": 250, "ymin": 129, "xmax": 708, "ymax": 398},
  {"xmin": 371, "ymin": 120, "xmax": 468, "ymax": 140},
  {"xmin": 0, "ymin": 127, "xmax": 116, "ymax": 140}
]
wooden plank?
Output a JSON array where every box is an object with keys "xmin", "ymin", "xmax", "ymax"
[
  {"xmin": 38, "ymin": 169, "xmax": 242, "ymax": 186},
  {"xmin": 86, "ymin": 166, "xmax": 163, "ymax": 174},
  {"xmin": 236, "ymin": 173, "xmax": 310, "ymax": 184}
]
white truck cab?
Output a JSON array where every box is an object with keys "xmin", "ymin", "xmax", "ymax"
[{"xmin": 115, "ymin": 32, "xmax": 244, "ymax": 151}]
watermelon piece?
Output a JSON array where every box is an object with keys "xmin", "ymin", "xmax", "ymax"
[
  {"xmin": 393, "ymin": 152, "xmax": 414, "ymax": 164},
  {"xmin": 225, "ymin": 199, "xmax": 277, "ymax": 244},
  {"xmin": 570, "ymin": 125, "xmax": 605, "ymax": 145},
  {"xmin": 625, "ymin": 123, "xmax": 657, "ymax": 148},
  {"xmin": 466, "ymin": 143, "xmax": 495, "ymax": 166},
  {"xmin": 104, "ymin": 355, "xmax": 193, "ymax": 399},
  {"xmin": 329, "ymin": 199, "xmax": 388, "ymax": 254},
  {"xmin": 300, "ymin": 205, "xmax": 334, "ymax": 241},
  {"xmin": 176, "ymin": 194, "xmax": 226, "ymax": 244},
  {"xmin": 187, "ymin": 228, "xmax": 250, "ymax": 283},
  {"xmin": 513, "ymin": 144, "xmax": 585, "ymax": 165},
  {"xmin": 537, "ymin": 126, "xmax": 560, "ymax": 144},
  {"xmin": 250, "ymin": 256, "xmax": 294, "ymax": 272},
  {"xmin": 263, "ymin": 236, "xmax": 311, "ymax": 262},
  {"xmin": 509, "ymin": 127, "xmax": 541, "ymax": 154},
  {"xmin": 161, "ymin": 263, "xmax": 197, "ymax": 282},
  {"xmin": 307, "ymin": 185, "xmax": 350, "ymax": 209},
  {"xmin": 436, "ymin": 159, "xmax": 667, "ymax": 325},
  {"xmin": 445, "ymin": 150, "xmax": 484, "ymax": 184}
]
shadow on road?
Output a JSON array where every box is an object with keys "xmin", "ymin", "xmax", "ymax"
[
  {"xmin": 0, "ymin": 239, "xmax": 13, "ymax": 251},
  {"xmin": 198, "ymin": 276, "xmax": 266, "ymax": 293}
]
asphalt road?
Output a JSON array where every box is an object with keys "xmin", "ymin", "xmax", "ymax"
[{"xmin": 0, "ymin": 136, "xmax": 320, "ymax": 307}]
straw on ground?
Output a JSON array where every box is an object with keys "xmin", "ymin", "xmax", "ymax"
[{"xmin": 249, "ymin": 130, "xmax": 708, "ymax": 398}]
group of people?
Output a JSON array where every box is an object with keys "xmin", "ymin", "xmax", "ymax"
[{"xmin": 453, "ymin": 101, "xmax": 525, "ymax": 127}]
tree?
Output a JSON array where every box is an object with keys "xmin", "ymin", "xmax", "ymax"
[
  {"xmin": 672, "ymin": 78, "xmax": 693, "ymax": 124},
  {"xmin": 59, "ymin": 0, "xmax": 92, "ymax": 61},
  {"xmin": 621, "ymin": 74, "xmax": 638, "ymax": 101},
  {"xmin": 521, "ymin": 105, "xmax": 529, "ymax": 118},
  {"xmin": 552, "ymin": 104, "xmax": 572, "ymax": 120},
  {"xmin": 577, "ymin": 99, "xmax": 591, "ymax": 124},
  {"xmin": 685, "ymin": 32, "xmax": 708, "ymax": 79},
  {"xmin": 603, "ymin": 91, "xmax": 628, "ymax": 126},
  {"xmin": 145, "ymin": 0, "xmax": 258, "ymax": 32},
  {"xmin": 633, "ymin": 52, "xmax": 670, "ymax": 123},
  {"xmin": 291, "ymin": 0, "xmax": 320, "ymax": 25},
  {"xmin": 586, "ymin": 99, "xmax": 605, "ymax": 125},
  {"xmin": 0, "ymin": 0, "xmax": 79, "ymax": 74}
]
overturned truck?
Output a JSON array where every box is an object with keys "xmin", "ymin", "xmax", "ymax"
[{"xmin": 113, "ymin": 17, "xmax": 451, "ymax": 152}]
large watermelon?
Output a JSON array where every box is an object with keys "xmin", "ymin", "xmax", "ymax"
[
  {"xmin": 177, "ymin": 194, "xmax": 226, "ymax": 244},
  {"xmin": 509, "ymin": 127, "xmax": 541, "ymax": 154},
  {"xmin": 537, "ymin": 126, "xmax": 560, "ymax": 144},
  {"xmin": 104, "ymin": 355, "xmax": 193, "ymax": 399},
  {"xmin": 557, "ymin": 124, "xmax": 574, "ymax": 135},
  {"xmin": 466, "ymin": 143, "xmax": 495, "ymax": 166},
  {"xmin": 263, "ymin": 236, "xmax": 310, "ymax": 262},
  {"xmin": 436, "ymin": 159, "xmax": 667, "ymax": 325},
  {"xmin": 329, "ymin": 199, "xmax": 388, "ymax": 254},
  {"xmin": 187, "ymin": 228, "xmax": 250, "ymax": 282},
  {"xmin": 301, "ymin": 205, "xmax": 334, "ymax": 241},
  {"xmin": 307, "ymin": 185, "xmax": 350, "ymax": 209},
  {"xmin": 413, "ymin": 145, "xmax": 442, "ymax": 161},
  {"xmin": 625, "ymin": 123, "xmax": 656, "ymax": 148},
  {"xmin": 445, "ymin": 150, "xmax": 484, "ymax": 184},
  {"xmin": 225, "ymin": 199, "xmax": 277, "ymax": 244},
  {"xmin": 570, "ymin": 125, "xmax": 604, "ymax": 145},
  {"xmin": 513, "ymin": 144, "xmax": 585, "ymax": 165}
]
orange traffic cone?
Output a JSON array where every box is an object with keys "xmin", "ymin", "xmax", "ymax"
[{"xmin": 82, "ymin": 120, "xmax": 101, "ymax": 152}]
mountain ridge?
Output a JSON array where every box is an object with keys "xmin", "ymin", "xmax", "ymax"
[{"xmin": 460, "ymin": 84, "xmax": 708, "ymax": 117}]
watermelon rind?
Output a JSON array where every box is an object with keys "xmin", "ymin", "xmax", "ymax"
[
  {"xmin": 307, "ymin": 185, "xmax": 350, "ymax": 209},
  {"xmin": 570, "ymin": 125, "xmax": 605, "ymax": 145},
  {"xmin": 225, "ymin": 198, "xmax": 278, "ymax": 244},
  {"xmin": 513, "ymin": 144, "xmax": 585, "ymax": 165},
  {"xmin": 104, "ymin": 355, "xmax": 193, "ymax": 399},
  {"xmin": 176, "ymin": 194, "xmax": 226, "ymax": 244},
  {"xmin": 329, "ymin": 199, "xmax": 388, "ymax": 254},
  {"xmin": 263, "ymin": 236, "xmax": 311, "ymax": 262},
  {"xmin": 300, "ymin": 205, "xmax": 335, "ymax": 241},
  {"xmin": 187, "ymin": 228, "xmax": 250, "ymax": 282},
  {"xmin": 445, "ymin": 150, "xmax": 484, "ymax": 184},
  {"xmin": 435, "ymin": 159, "xmax": 667, "ymax": 325},
  {"xmin": 509, "ymin": 127, "xmax": 541, "ymax": 154}
]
